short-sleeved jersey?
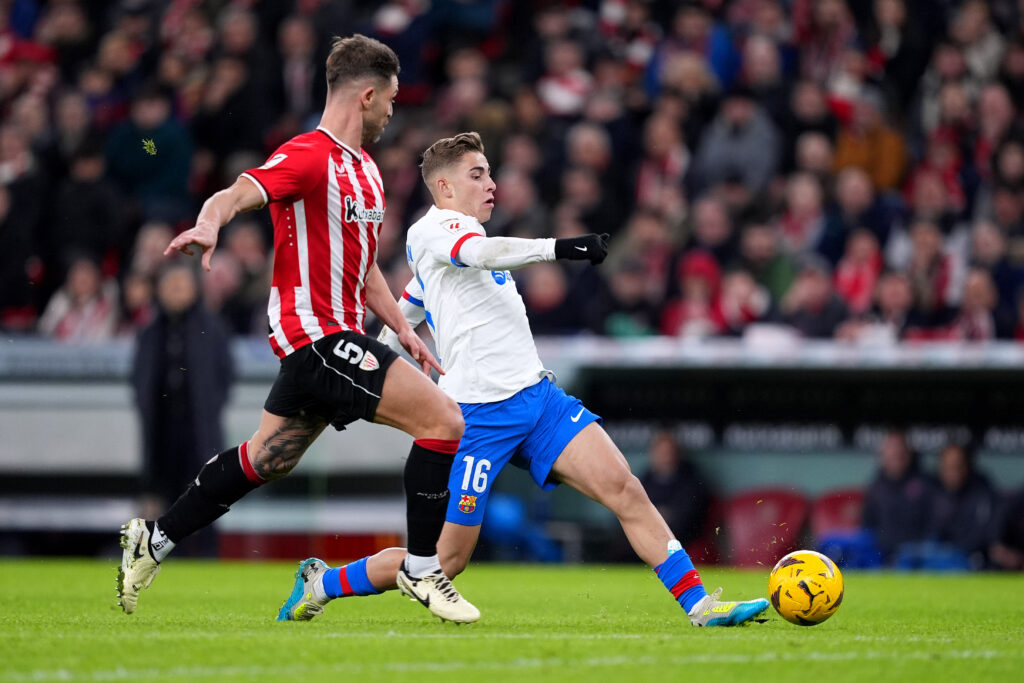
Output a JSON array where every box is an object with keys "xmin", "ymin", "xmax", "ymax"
[
  {"xmin": 405, "ymin": 205, "xmax": 548, "ymax": 403},
  {"xmin": 241, "ymin": 127, "xmax": 385, "ymax": 358}
]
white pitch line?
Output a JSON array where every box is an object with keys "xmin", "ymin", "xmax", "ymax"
[
  {"xmin": 8, "ymin": 630, "xmax": 961, "ymax": 644},
  {"xmin": 4, "ymin": 649, "xmax": 1020, "ymax": 681}
]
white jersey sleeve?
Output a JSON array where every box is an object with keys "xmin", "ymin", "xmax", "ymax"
[
  {"xmin": 405, "ymin": 206, "xmax": 549, "ymax": 403},
  {"xmin": 457, "ymin": 235, "xmax": 556, "ymax": 270}
]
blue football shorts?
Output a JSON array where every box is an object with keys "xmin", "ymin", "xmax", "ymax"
[{"xmin": 445, "ymin": 377, "xmax": 601, "ymax": 526}]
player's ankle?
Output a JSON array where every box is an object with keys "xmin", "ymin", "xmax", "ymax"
[{"xmin": 403, "ymin": 553, "xmax": 442, "ymax": 578}]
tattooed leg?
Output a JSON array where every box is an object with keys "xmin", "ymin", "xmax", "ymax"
[{"xmin": 248, "ymin": 410, "xmax": 328, "ymax": 481}]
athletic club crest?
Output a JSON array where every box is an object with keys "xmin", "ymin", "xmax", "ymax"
[
  {"xmin": 358, "ymin": 351, "xmax": 379, "ymax": 371},
  {"xmin": 458, "ymin": 494, "xmax": 477, "ymax": 513}
]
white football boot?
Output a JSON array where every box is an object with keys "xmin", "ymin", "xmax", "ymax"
[
  {"xmin": 116, "ymin": 518, "xmax": 161, "ymax": 614},
  {"xmin": 396, "ymin": 568, "xmax": 480, "ymax": 623}
]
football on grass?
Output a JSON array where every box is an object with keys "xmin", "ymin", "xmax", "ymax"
[{"xmin": 768, "ymin": 549, "xmax": 844, "ymax": 626}]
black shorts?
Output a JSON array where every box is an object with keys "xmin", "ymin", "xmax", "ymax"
[{"xmin": 264, "ymin": 331, "xmax": 400, "ymax": 431}]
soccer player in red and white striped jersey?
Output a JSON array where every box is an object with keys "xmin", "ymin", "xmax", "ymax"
[{"xmin": 117, "ymin": 34, "xmax": 479, "ymax": 624}]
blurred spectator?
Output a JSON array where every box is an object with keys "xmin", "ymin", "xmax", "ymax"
[
  {"xmin": 680, "ymin": 195, "xmax": 737, "ymax": 268},
  {"xmin": 585, "ymin": 256, "xmax": 659, "ymax": 337},
  {"xmin": 795, "ymin": 0, "xmax": 858, "ymax": 88},
  {"xmin": 989, "ymin": 485, "xmax": 1024, "ymax": 570},
  {"xmin": 536, "ymin": 38, "xmax": 593, "ymax": 119},
  {"xmin": 741, "ymin": 33, "xmax": 790, "ymax": 126},
  {"xmin": 132, "ymin": 261, "xmax": 233, "ymax": 555},
  {"xmin": 660, "ymin": 249, "xmax": 721, "ymax": 338},
  {"xmin": 633, "ymin": 112, "xmax": 688, "ymax": 211},
  {"xmin": 776, "ymin": 172, "xmax": 835, "ymax": 259},
  {"xmin": 781, "ymin": 80, "xmax": 839, "ymax": 172},
  {"xmin": 487, "ymin": 168, "xmax": 549, "ymax": 239},
  {"xmin": 793, "ymin": 130, "xmax": 836, "ymax": 183},
  {"xmin": 218, "ymin": 219, "xmax": 271, "ymax": 336},
  {"xmin": 0, "ymin": 183, "xmax": 39, "ymax": 330},
  {"xmin": 521, "ymin": 262, "xmax": 582, "ymax": 335},
  {"xmin": 273, "ymin": 15, "xmax": 318, "ymax": 125},
  {"xmin": 951, "ymin": 267, "xmax": 1003, "ymax": 340},
  {"xmin": 119, "ymin": 268, "xmax": 154, "ymax": 336},
  {"xmin": 128, "ymin": 221, "xmax": 176, "ymax": 280},
  {"xmin": 37, "ymin": 252, "xmax": 119, "ymax": 341},
  {"xmin": 834, "ymin": 228, "xmax": 883, "ymax": 316},
  {"xmin": 646, "ymin": 1, "xmax": 740, "ymax": 97},
  {"xmin": 779, "ymin": 253, "xmax": 849, "ymax": 338},
  {"xmin": 862, "ymin": 430, "xmax": 937, "ymax": 564},
  {"xmin": 949, "ymin": 0, "xmax": 1006, "ymax": 82},
  {"xmin": 997, "ymin": 39, "xmax": 1024, "ymax": 109},
  {"xmin": 902, "ymin": 219, "xmax": 961, "ymax": 335},
  {"xmin": 969, "ymin": 219, "xmax": 1024, "ymax": 321},
  {"xmin": 640, "ymin": 430, "xmax": 709, "ymax": 547},
  {"xmin": 605, "ymin": 209, "xmax": 676, "ymax": 302},
  {"xmin": 39, "ymin": 88, "xmax": 101, "ymax": 184},
  {"xmin": 837, "ymin": 268, "xmax": 915, "ymax": 342},
  {"xmin": 915, "ymin": 39, "xmax": 981, "ymax": 141},
  {"xmin": 45, "ymin": 141, "xmax": 127, "ymax": 274},
  {"xmin": 689, "ymin": 85, "xmax": 781, "ymax": 197},
  {"xmin": 105, "ymin": 84, "xmax": 193, "ymax": 223},
  {"xmin": 866, "ymin": 0, "xmax": 931, "ymax": 112},
  {"xmin": 833, "ymin": 88, "xmax": 908, "ymax": 192},
  {"xmin": 737, "ymin": 220, "xmax": 797, "ymax": 303},
  {"xmin": 926, "ymin": 441, "xmax": 998, "ymax": 568},
  {"xmin": 827, "ymin": 166, "xmax": 897, "ymax": 247},
  {"xmin": 655, "ymin": 53, "xmax": 719, "ymax": 146}
]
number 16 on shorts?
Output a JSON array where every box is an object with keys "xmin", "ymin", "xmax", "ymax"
[{"xmin": 452, "ymin": 455, "xmax": 491, "ymax": 520}]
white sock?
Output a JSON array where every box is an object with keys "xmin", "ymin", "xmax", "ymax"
[
  {"xmin": 667, "ymin": 539, "xmax": 682, "ymax": 556},
  {"xmin": 404, "ymin": 553, "xmax": 442, "ymax": 578},
  {"xmin": 310, "ymin": 572, "xmax": 329, "ymax": 604},
  {"xmin": 148, "ymin": 522, "xmax": 176, "ymax": 562}
]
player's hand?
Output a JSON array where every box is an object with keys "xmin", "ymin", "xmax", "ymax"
[
  {"xmin": 164, "ymin": 221, "xmax": 220, "ymax": 271},
  {"xmin": 554, "ymin": 233, "xmax": 609, "ymax": 265},
  {"xmin": 398, "ymin": 328, "xmax": 444, "ymax": 376}
]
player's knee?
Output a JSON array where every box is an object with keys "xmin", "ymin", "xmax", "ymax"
[
  {"xmin": 604, "ymin": 471, "xmax": 646, "ymax": 510},
  {"xmin": 432, "ymin": 395, "xmax": 464, "ymax": 441}
]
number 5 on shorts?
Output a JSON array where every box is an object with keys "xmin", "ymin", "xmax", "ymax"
[{"xmin": 460, "ymin": 456, "xmax": 491, "ymax": 493}]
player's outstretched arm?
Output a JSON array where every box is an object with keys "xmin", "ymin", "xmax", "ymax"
[
  {"xmin": 164, "ymin": 176, "xmax": 265, "ymax": 271},
  {"xmin": 455, "ymin": 233, "xmax": 610, "ymax": 270},
  {"xmin": 365, "ymin": 265, "xmax": 443, "ymax": 376}
]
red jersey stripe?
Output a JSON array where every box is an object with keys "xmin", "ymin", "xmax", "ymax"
[{"xmin": 450, "ymin": 232, "xmax": 482, "ymax": 264}]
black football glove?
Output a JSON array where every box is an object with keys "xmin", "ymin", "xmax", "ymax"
[{"xmin": 554, "ymin": 233, "xmax": 609, "ymax": 265}]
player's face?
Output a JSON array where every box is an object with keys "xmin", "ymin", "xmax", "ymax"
[
  {"xmin": 362, "ymin": 75, "xmax": 398, "ymax": 145},
  {"xmin": 448, "ymin": 151, "xmax": 496, "ymax": 222}
]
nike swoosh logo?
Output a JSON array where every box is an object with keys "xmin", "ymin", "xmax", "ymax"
[
  {"xmin": 570, "ymin": 408, "xmax": 584, "ymax": 422},
  {"xmin": 574, "ymin": 246, "xmax": 588, "ymax": 252}
]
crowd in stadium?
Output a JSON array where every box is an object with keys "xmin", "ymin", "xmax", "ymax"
[{"xmin": 1, "ymin": 0, "xmax": 1023, "ymax": 342}]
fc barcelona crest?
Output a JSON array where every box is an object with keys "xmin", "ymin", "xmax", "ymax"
[{"xmin": 458, "ymin": 494, "xmax": 477, "ymax": 513}]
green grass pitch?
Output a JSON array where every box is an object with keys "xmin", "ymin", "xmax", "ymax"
[{"xmin": 2, "ymin": 559, "xmax": 1022, "ymax": 682}]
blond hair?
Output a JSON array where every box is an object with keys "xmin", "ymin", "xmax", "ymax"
[{"xmin": 420, "ymin": 132, "xmax": 485, "ymax": 184}]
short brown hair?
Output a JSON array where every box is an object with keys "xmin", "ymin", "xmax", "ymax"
[
  {"xmin": 420, "ymin": 132, "xmax": 485, "ymax": 183},
  {"xmin": 325, "ymin": 34, "xmax": 400, "ymax": 92}
]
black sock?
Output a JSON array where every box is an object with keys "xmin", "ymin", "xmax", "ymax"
[
  {"xmin": 157, "ymin": 444, "xmax": 264, "ymax": 543},
  {"xmin": 404, "ymin": 439, "xmax": 457, "ymax": 557}
]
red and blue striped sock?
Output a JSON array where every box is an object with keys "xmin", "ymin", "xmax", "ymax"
[
  {"xmin": 654, "ymin": 548, "xmax": 707, "ymax": 613},
  {"xmin": 322, "ymin": 557, "xmax": 382, "ymax": 599}
]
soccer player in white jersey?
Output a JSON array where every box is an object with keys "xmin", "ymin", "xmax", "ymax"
[
  {"xmin": 117, "ymin": 35, "xmax": 478, "ymax": 624},
  {"xmin": 277, "ymin": 132, "xmax": 769, "ymax": 626}
]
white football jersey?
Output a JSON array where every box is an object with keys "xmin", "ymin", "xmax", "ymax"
[{"xmin": 404, "ymin": 205, "xmax": 550, "ymax": 403}]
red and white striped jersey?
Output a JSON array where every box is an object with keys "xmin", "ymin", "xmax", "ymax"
[{"xmin": 241, "ymin": 127, "xmax": 386, "ymax": 358}]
